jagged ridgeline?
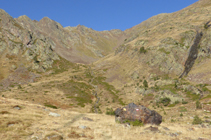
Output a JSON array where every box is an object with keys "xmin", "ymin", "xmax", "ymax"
[{"xmin": 0, "ymin": 8, "xmax": 126, "ymax": 85}]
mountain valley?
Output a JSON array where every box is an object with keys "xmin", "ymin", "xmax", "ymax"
[{"xmin": 1, "ymin": 0, "xmax": 211, "ymax": 139}]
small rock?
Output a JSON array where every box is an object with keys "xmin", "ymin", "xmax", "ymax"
[
  {"xmin": 204, "ymin": 120, "xmax": 211, "ymax": 123},
  {"xmin": 145, "ymin": 126, "xmax": 159, "ymax": 132},
  {"xmin": 44, "ymin": 108, "xmax": 49, "ymax": 111},
  {"xmin": 198, "ymin": 137, "xmax": 210, "ymax": 140},
  {"xmin": 82, "ymin": 117, "xmax": 93, "ymax": 121},
  {"xmin": 123, "ymin": 123, "xmax": 130, "ymax": 128},
  {"xmin": 79, "ymin": 125, "xmax": 86, "ymax": 129},
  {"xmin": 46, "ymin": 134, "xmax": 63, "ymax": 140},
  {"xmin": 7, "ymin": 124, "xmax": 14, "ymax": 127},
  {"xmin": 14, "ymin": 105, "xmax": 21, "ymax": 110},
  {"xmin": 201, "ymin": 124, "xmax": 207, "ymax": 128},
  {"xmin": 162, "ymin": 126, "xmax": 170, "ymax": 131},
  {"xmin": 170, "ymin": 132, "xmax": 178, "ymax": 137},
  {"xmin": 49, "ymin": 112, "xmax": 61, "ymax": 117},
  {"xmin": 188, "ymin": 127, "xmax": 195, "ymax": 131}
]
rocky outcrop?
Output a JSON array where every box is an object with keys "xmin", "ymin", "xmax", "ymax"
[
  {"xmin": 115, "ymin": 103, "xmax": 162, "ymax": 125},
  {"xmin": 180, "ymin": 30, "xmax": 203, "ymax": 78}
]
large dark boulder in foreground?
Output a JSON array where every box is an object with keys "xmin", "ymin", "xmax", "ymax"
[{"xmin": 115, "ymin": 103, "xmax": 162, "ymax": 125}]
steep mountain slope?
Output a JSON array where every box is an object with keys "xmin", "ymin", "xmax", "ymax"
[
  {"xmin": 95, "ymin": 0, "xmax": 211, "ymax": 87},
  {"xmin": 0, "ymin": 9, "xmax": 126, "ymax": 86}
]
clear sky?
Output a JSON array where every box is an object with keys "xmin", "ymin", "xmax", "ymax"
[{"xmin": 0, "ymin": 0, "xmax": 198, "ymax": 31}]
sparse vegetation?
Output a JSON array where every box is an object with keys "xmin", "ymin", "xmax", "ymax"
[
  {"xmin": 179, "ymin": 106, "xmax": 187, "ymax": 112},
  {"xmin": 185, "ymin": 91, "xmax": 200, "ymax": 101},
  {"xmin": 192, "ymin": 115, "xmax": 202, "ymax": 125},
  {"xmin": 158, "ymin": 48, "xmax": 170, "ymax": 55},
  {"xmin": 123, "ymin": 119, "xmax": 144, "ymax": 126},
  {"xmin": 106, "ymin": 108, "xmax": 115, "ymax": 115},
  {"xmin": 44, "ymin": 103, "xmax": 58, "ymax": 109}
]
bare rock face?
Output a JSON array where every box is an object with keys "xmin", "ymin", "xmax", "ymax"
[{"xmin": 115, "ymin": 103, "xmax": 162, "ymax": 125}]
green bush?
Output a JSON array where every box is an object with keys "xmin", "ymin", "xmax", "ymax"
[
  {"xmin": 143, "ymin": 80, "xmax": 148, "ymax": 88},
  {"xmin": 160, "ymin": 97, "xmax": 171, "ymax": 106},
  {"xmin": 106, "ymin": 108, "xmax": 115, "ymax": 115},
  {"xmin": 192, "ymin": 115, "xmax": 202, "ymax": 124},
  {"xmin": 174, "ymin": 100, "xmax": 180, "ymax": 104},
  {"xmin": 171, "ymin": 119, "xmax": 175, "ymax": 122},
  {"xmin": 182, "ymin": 99, "xmax": 188, "ymax": 104},
  {"xmin": 196, "ymin": 100, "xmax": 202, "ymax": 109},
  {"xmin": 139, "ymin": 47, "xmax": 147, "ymax": 54}
]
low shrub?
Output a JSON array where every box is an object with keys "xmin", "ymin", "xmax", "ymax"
[
  {"xmin": 192, "ymin": 115, "xmax": 202, "ymax": 124},
  {"xmin": 182, "ymin": 99, "xmax": 188, "ymax": 104},
  {"xmin": 196, "ymin": 100, "xmax": 202, "ymax": 109},
  {"xmin": 143, "ymin": 80, "xmax": 148, "ymax": 88},
  {"xmin": 139, "ymin": 47, "xmax": 147, "ymax": 54},
  {"xmin": 123, "ymin": 119, "xmax": 143, "ymax": 126},
  {"xmin": 160, "ymin": 97, "xmax": 171, "ymax": 106},
  {"xmin": 44, "ymin": 103, "xmax": 58, "ymax": 109},
  {"xmin": 106, "ymin": 108, "xmax": 115, "ymax": 115}
]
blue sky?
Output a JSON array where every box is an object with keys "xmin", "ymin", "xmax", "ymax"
[{"xmin": 1, "ymin": 0, "xmax": 198, "ymax": 31}]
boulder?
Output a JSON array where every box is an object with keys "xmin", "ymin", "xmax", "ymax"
[{"xmin": 115, "ymin": 103, "xmax": 162, "ymax": 125}]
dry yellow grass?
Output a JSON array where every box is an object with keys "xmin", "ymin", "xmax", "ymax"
[{"xmin": 0, "ymin": 97, "xmax": 211, "ymax": 140}]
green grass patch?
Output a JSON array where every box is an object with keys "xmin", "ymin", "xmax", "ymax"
[
  {"xmin": 179, "ymin": 106, "xmax": 187, "ymax": 112},
  {"xmin": 147, "ymin": 93, "xmax": 154, "ymax": 97},
  {"xmin": 159, "ymin": 84, "xmax": 179, "ymax": 95},
  {"xmin": 192, "ymin": 115, "xmax": 202, "ymax": 124},
  {"xmin": 158, "ymin": 48, "xmax": 170, "ymax": 55},
  {"xmin": 123, "ymin": 119, "xmax": 144, "ymax": 126},
  {"xmin": 168, "ymin": 104, "xmax": 176, "ymax": 107},
  {"xmin": 51, "ymin": 56, "xmax": 77, "ymax": 74},
  {"xmin": 44, "ymin": 104, "xmax": 58, "ymax": 109},
  {"xmin": 58, "ymin": 80, "xmax": 93, "ymax": 107},
  {"xmin": 185, "ymin": 91, "xmax": 200, "ymax": 100},
  {"xmin": 201, "ymin": 95, "xmax": 211, "ymax": 100},
  {"xmin": 92, "ymin": 76, "xmax": 125, "ymax": 105},
  {"xmin": 168, "ymin": 101, "xmax": 179, "ymax": 107}
]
